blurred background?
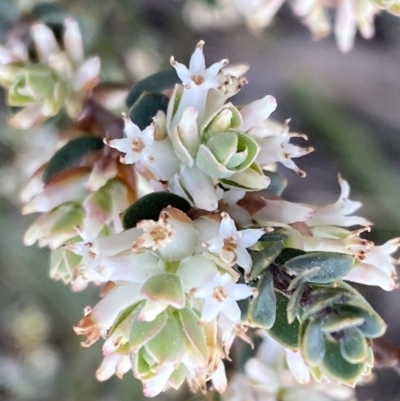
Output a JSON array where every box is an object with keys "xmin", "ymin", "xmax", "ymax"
[{"xmin": 0, "ymin": 0, "xmax": 399, "ymax": 400}]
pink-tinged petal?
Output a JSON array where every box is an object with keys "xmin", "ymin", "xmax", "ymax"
[
  {"xmin": 31, "ymin": 23, "xmax": 60, "ymax": 63},
  {"xmin": 189, "ymin": 41, "xmax": 206, "ymax": 74},
  {"xmin": 74, "ymin": 56, "xmax": 100, "ymax": 91},
  {"xmin": 138, "ymin": 299, "xmax": 169, "ymax": 322},
  {"xmin": 200, "ymin": 299, "xmax": 221, "ymax": 322},
  {"xmin": 96, "ymin": 354, "xmax": 125, "ymax": 381},
  {"xmin": 92, "ymin": 228, "xmax": 141, "ymax": 256},
  {"xmin": 203, "ymin": 60, "xmax": 229, "ymax": 82},
  {"xmin": 285, "ymin": 349, "xmax": 310, "ymax": 384},
  {"xmin": 253, "ymin": 199, "xmax": 314, "ymax": 225},
  {"xmin": 240, "ymin": 95, "xmax": 277, "ymax": 132},
  {"xmin": 344, "ymin": 263, "xmax": 397, "ymax": 291},
  {"xmin": 106, "ymin": 138, "xmax": 131, "ymax": 154},
  {"xmin": 9, "ymin": 104, "xmax": 47, "ymax": 129},
  {"xmin": 63, "ymin": 18, "xmax": 84, "ymax": 63},
  {"xmin": 143, "ymin": 364, "xmax": 175, "ymax": 397}
]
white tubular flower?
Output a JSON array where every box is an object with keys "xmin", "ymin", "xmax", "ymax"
[
  {"xmin": 343, "ymin": 238, "xmax": 400, "ymax": 291},
  {"xmin": 240, "ymin": 95, "xmax": 277, "ymax": 132},
  {"xmin": 249, "ymin": 119, "xmax": 314, "ymax": 177},
  {"xmin": 96, "ymin": 353, "xmax": 131, "ymax": 381},
  {"xmin": 217, "ymin": 188, "xmax": 252, "ymax": 227},
  {"xmin": 306, "ymin": 176, "xmax": 372, "ymax": 227},
  {"xmin": 194, "ymin": 273, "xmax": 254, "ymax": 323},
  {"xmin": 204, "ymin": 212, "xmax": 267, "ymax": 274}
]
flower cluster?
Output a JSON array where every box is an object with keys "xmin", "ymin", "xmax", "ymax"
[
  {"xmin": 0, "ymin": 18, "xmax": 100, "ymax": 128},
  {"xmin": 183, "ymin": 0, "xmax": 400, "ymax": 52},
  {"xmin": 2, "ymin": 14, "xmax": 399, "ymax": 401}
]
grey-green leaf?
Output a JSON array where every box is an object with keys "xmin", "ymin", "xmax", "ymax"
[
  {"xmin": 301, "ymin": 320, "xmax": 326, "ymax": 365},
  {"xmin": 285, "ymin": 252, "xmax": 354, "ymax": 283},
  {"xmin": 340, "ymin": 328, "xmax": 369, "ymax": 364},
  {"xmin": 128, "ymin": 93, "xmax": 169, "ymax": 130},
  {"xmin": 267, "ymin": 291, "xmax": 300, "ymax": 350},
  {"xmin": 126, "ymin": 69, "xmax": 180, "ymax": 108},
  {"xmin": 43, "ymin": 136, "xmax": 104, "ymax": 184},
  {"xmin": 249, "ymin": 241, "xmax": 283, "ymax": 280},
  {"xmin": 122, "ymin": 192, "xmax": 191, "ymax": 229},
  {"xmin": 248, "ymin": 270, "xmax": 276, "ymax": 329}
]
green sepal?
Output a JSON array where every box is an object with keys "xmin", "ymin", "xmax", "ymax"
[
  {"xmin": 144, "ymin": 314, "xmax": 185, "ymax": 364},
  {"xmin": 267, "ymin": 291, "xmax": 300, "ymax": 350},
  {"xmin": 168, "ymin": 363, "xmax": 187, "ymax": 390},
  {"xmin": 128, "ymin": 93, "xmax": 169, "ymax": 130},
  {"xmin": 141, "ymin": 273, "xmax": 185, "ymax": 309},
  {"xmin": 321, "ymin": 339, "xmax": 365, "ymax": 386},
  {"xmin": 126, "ymin": 69, "xmax": 180, "ymax": 108},
  {"xmin": 43, "ymin": 136, "xmax": 104, "ymax": 184},
  {"xmin": 249, "ymin": 241, "xmax": 283, "ymax": 280},
  {"xmin": 122, "ymin": 192, "xmax": 191, "ymax": 229},
  {"xmin": 301, "ymin": 320, "xmax": 326, "ymax": 365},
  {"xmin": 110, "ymin": 303, "xmax": 140, "ymax": 336},
  {"xmin": 263, "ymin": 170, "xmax": 287, "ymax": 196},
  {"xmin": 178, "ymin": 307, "xmax": 207, "ymax": 364},
  {"xmin": 285, "ymin": 252, "xmax": 354, "ymax": 284},
  {"xmin": 340, "ymin": 328, "xmax": 369, "ymax": 364},
  {"xmin": 247, "ymin": 270, "xmax": 276, "ymax": 329},
  {"xmin": 130, "ymin": 310, "xmax": 168, "ymax": 351}
]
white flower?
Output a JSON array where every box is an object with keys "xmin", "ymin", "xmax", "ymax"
[
  {"xmin": 194, "ymin": 272, "xmax": 254, "ymax": 323},
  {"xmin": 170, "ymin": 40, "xmax": 228, "ymax": 90},
  {"xmin": 204, "ymin": 212, "xmax": 266, "ymax": 274},
  {"xmin": 217, "ymin": 188, "xmax": 251, "ymax": 227},
  {"xmin": 106, "ymin": 114, "xmax": 155, "ymax": 165},
  {"xmin": 96, "ymin": 353, "xmax": 131, "ymax": 381},
  {"xmin": 343, "ymin": 238, "xmax": 400, "ymax": 291},
  {"xmin": 306, "ymin": 175, "xmax": 372, "ymax": 227}
]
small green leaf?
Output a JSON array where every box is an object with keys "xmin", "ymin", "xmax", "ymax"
[
  {"xmin": 288, "ymin": 266, "xmax": 321, "ymax": 291},
  {"xmin": 130, "ymin": 310, "xmax": 168, "ymax": 351},
  {"xmin": 267, "ymin": 291, "xmax": 300, "ymax": 350},
  {"xmin": 301, "ymin": 320, "xmax": 326, "ymax": 365},
  {"xmin": 43, "ymin": 136, "xmax": 104, "ymax": 184},
  {"xmin": 248, "ymin": 270, "xmax": 276, "ymax": 329},
  {"xmin": 322, "ymin": 339, "xmax": 365, "ymax": 386},
  {"xmin": 126, "ymin": 69, "xmax": 180, "ymax": 108},
  {"xmin": 263, "ymin": 170, "xmax": 287, "ymax": 196},
  {"xmin": 285, "ymin": 252, "xmax": 354, "ymax": 283},
  {"xmin": 110, "ymin": 303, "xmax": 139, "ymax": 336},
  {"xmin": 145, "ymin": 314, "xmax": 185, "ymax": 364},
  {"xmin": 122, "ymin": 192, "xmax": 191, "ymax": 229},
  {"xmin": 249, "ymin": 241, "xmax": 283, "ymax": 280},
  {"xmin": 128, "ymin": 93, "xmax": 169, "ymax": 130},
  {"xmin": 340, "ymin": 328, "xmax": 368, "ymax": 364}
]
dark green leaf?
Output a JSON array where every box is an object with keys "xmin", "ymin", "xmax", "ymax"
[
  {"xmin": 287, "ymin": 285, "xmax": 306, "ymax": 324},
  {"xmin": 128, "ymin": 93, "xmax": 169, "ymax": 130},
  {"xmin": 122, "ymin": 192, "xmax": 191, "ymax": 229},
  {"xmin": 275, "ymin": 248, "xmax": 306, "ymax": 265},
  {"xmin": 288, "ymin": 266, "xmax": 321, "ymax": 291},
  {"xmin": 126, "ymin": 69, "xmax": 180, "ymax": 108},
  {"xmin": 301, "ymin": 320, "xmax": 325, "ymax": 365},
  {"xmin": 267, "ymin": 291, "xmax": 300, "ymax": 350},
  {"xmin": 285, "ymin": 252, "xmax": 354, "ymax": 283},
  {"xmin": 340, "ymin": 328, "xmax": 368, "ymax": 364},
  {"xmin": 249, "ymin": 241, "xmax": 283, "ymax": 280},
  {"xmin": 259, "ymin": 227, "xmax": 291, "ymax": 243},
  {"xmin": 321, "ymin": 308, "xmax": 364, "ymax": 333},
  {"xmin": 248, "ymin": 270, "xmax": 276, "ymax": 329},
  {"xmin": 262, "ymin": 170, "xmax": 287, "ymax": 196},
  {"xmin": 43, "ymin": 136, "xmax": 104, "ymax": 184},
  {"xmin": 322, "ymin": 339, "xmax": 364, "ymax": 386}
]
